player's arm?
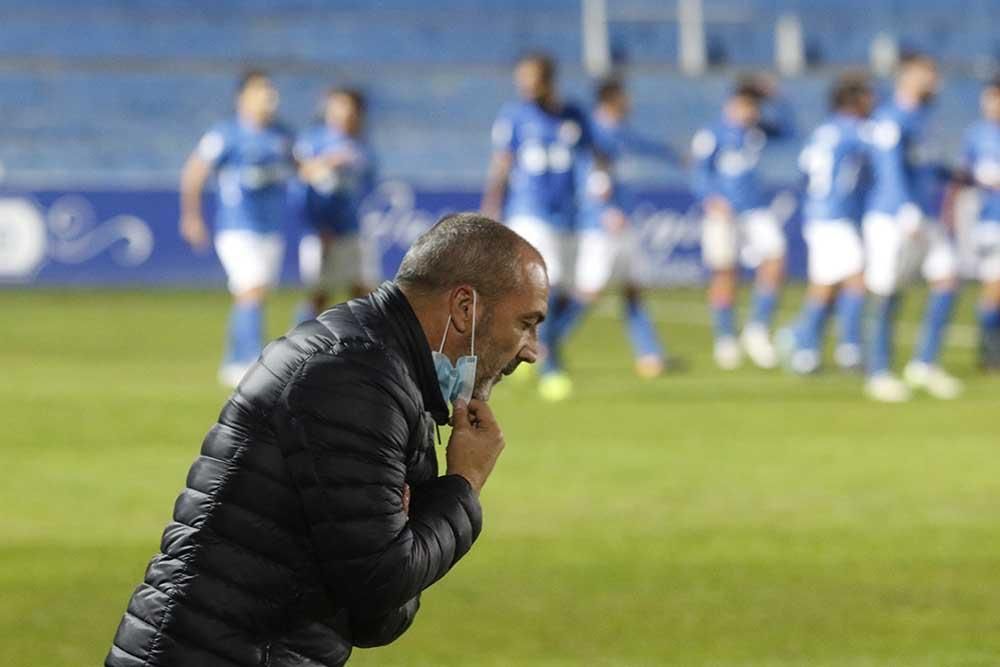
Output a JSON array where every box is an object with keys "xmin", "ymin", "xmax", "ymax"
[
  {"xmin": 481, "ymin": 151, "xmax": 512, "ymax": 220},
  {"xmin": 690, "ymin": 129, "xmax": 731, "ymax": 219},
  {"xmin": 179, "ymin": 151, "xmax": 212, "ymax": 251},
  {"xmin": 618, "ymin": 125, "xmax": 682, "ymax": 166}
]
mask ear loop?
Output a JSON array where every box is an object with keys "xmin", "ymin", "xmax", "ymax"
[
  {"xmin": 440, "ymin": 289, "xmax": 477, "ymax": 355},
  {"xmin": 438, "ymin": 315, "xmax": 452, "ymax": 353},
  {"xmin": 470, "ymin": 290, "xmax": 477, "ymax": 357}
]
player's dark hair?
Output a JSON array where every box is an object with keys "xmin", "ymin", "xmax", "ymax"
[
  {"xmin": 898, "ymin": 51, "xmax": 936, "ymax": 72},
  {"xmin": 236, "ymin": 68, "xmax": 269, "ymax": 95},
  {"xmin": 731, "ymin": 77, "xmax": 766, "ymax": 104},
  {"xmin": 830, "ymin": 72, "xmax": 872, "ymax": 111},
  {"xmin": 596, "ymin": 77, "xmax": 625, "ymax": 104},
  {"xmin": 516, "ymin": 51, "xmax": 557, "ymax": 83},
  {"xmin": 396, "ymin": 212, "xmax": 544, "ymax": 299},
  {"xmin": 986, "ymin": 77, "xmax": 1000, "ymax": 93},
  {"xmin": 327, "ymin": 86, "xmax": 367, "ymax": 113}
]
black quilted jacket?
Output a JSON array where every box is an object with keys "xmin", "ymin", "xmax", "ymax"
[{"xmin": 106, "ymin": 283, "xmax": 483, "ymax": 666}]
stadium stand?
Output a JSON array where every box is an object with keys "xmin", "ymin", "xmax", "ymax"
[{"xmin": 0, "ymin": 0, "xmax": 997, "ymax": 187}]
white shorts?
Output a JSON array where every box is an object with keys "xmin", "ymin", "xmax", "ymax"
[
  {"xmin": 215, "ymin": 230, "xmax": 284, "ymax": 295},
  {"xmin": 701, "ymin": 208, "xmax": 786, "ymax": 271},
  {"xmin": 863, "ymin": 211, "xmax": 958, "ymax": 296},
  {"xmin": 803, "ymin": 219, "xmax": 864, "ymax": 286},
  {"xmin": 298, "ymin": 233, "xmax": 378, "ymax": 290},
  {"xmin": 508, "ymin": 216, "xmax": 629, "ymax": 293},
  {"xmin": 974, "ymin": 221, "xmax": 1000, "ymax": 283}
]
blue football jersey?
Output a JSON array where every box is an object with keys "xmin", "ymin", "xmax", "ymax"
[
  {"xmin": 864, "ymin": 100, "xmax": 947, "ymax": 219},
  {"xmin": 197, "ymin": 119, "xmax": 295, "ymax": 233},
  {"xmin": 291, "ymin": 125, "xmax": 376, "ymax": 234},
  {"xmin": 799, "ymin": 114, "xmax": 869, "ymax": 223},
  {"xmin": 577, "ymin": 113, "xmax": 680, "ymax": 230},
  {"xmin": 691, "ymin": 100, "xmax": 795, "ymax": 214},
  {"xmin": 492, "ymin": 100, "xmax": 593, "ymax": 229},
  {"xmin": 961, "ymin": 119, "xmax": 1000, "ymax": 223}
]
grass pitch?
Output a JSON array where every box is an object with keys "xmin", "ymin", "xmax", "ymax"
[{"xmin": 1, "ymin": 287, "xmax": 998, "ymax": 666}]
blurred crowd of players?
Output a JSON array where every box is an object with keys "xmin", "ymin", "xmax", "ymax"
[{"xmin": 178, "ymin": 53, "xmax": 1000, "ymax": 403}]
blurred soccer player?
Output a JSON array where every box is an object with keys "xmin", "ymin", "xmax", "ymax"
[
  {"xmin": 482, "ymin": 53, "xmax": 609, "ymax": 400},
  {"xmin": 780, "ymin": 73, "xmax": 873, "ymax": 374},
  {"xmin": 863, "ymin": 54, "xmax": 962, "ymax": 401},
  {"xmin": 691, "ymin": 76, "xmax": 795, "ymax": 370},
  {"xmin": 576, "ymin": 78, "xmax": 680, "ymax": 378},
  {"xmin": 179, "ymin": 69, "xmax": 295, "ymax": 387},
  {"xmin": 293, "ymin": 87, "xmax": 377, "ymax": 321},
  {"xmin": 956, "ymin": 78, "xmax": 1000, "ymax": 371}
]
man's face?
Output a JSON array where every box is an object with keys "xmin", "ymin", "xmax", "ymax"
[
  {"xmin": 899, "ymin": 61, "xmax": 939, "ymax": 106},
  {"xmin": 238, "ymin": 77, "xmax": 279, "ymax": 125},
  {"xmin": 602, "ymin": 91, "xmax": 631, "ymax": 121},
  {"xmin": 326, "ymin": 94, "xmax": 364, "ymax": 135},
  {"xmin": 727, "ymin": 95, "xmax": 760, "ymax": 127},
  {"xmin": 515, "ymin": 61, "xmax": 554, "ymax": 104},
  {"xmin": 472, "ymin": 258, "xmax": 548, "ymax": 400},
  {"xmin": 982, "ymin": 87, "xmax": 1000, "ymax": 122}
]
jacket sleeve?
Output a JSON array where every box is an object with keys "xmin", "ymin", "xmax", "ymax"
[{"xmin": 277, "ymin": 349, "xmax": 483, "ymax": 623}]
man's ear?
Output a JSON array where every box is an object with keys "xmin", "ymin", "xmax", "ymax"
[{"xmin": 448, "ymin": 285, "xmax": 476, "ymax": 335}]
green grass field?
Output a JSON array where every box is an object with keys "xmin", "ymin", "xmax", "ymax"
[{"xmin": 2, "ymin": 287, "xmax": 999, "ymax": 666}]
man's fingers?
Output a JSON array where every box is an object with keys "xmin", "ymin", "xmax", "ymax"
[{"xmin": 466, "ymin": 399, "xmax": 499, "ymax": 429}]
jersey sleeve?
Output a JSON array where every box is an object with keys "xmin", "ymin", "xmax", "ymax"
[
  {"xmin": 690, "ymin": 127, "xmax": 720, "ymax": 201},
  {"xmin": 490, "ymin": 104, "xmax": 517, "ymax": 154},
  {"xmin": 195, "ymin": 123, "xmax": 233, "ymax": 169},
  {"xmin": 293, "ymin": 130, "xmax": 317, "ymax": 163}
]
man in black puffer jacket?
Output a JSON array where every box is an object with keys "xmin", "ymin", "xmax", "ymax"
[{"xmin": 106, "ymin": 213, "xmax": 549, "ymax": 666}]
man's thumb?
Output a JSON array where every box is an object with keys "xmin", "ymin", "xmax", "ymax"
[{"xmin": 450, "ymin": 399, "xmax": 468, "ymax": 428}]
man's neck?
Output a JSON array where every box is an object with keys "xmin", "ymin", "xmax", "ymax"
[{"xmin": 399, "ymin": 285, "xmax": 449, "ymax": 358}]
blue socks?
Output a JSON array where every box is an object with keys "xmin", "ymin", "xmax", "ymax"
[
  {"xmin": 712, "ymin": 303, "xmax": 736, "ymax": 340},
  {"xmin": 793, "ymin": 298, "xmax": 829, "ymax": 352},
  {"xmin": 225, "ymin": 301, "xmax": 264, "ymax": 366},
  {"xmin": 750, "ymin": 287, "xmax": 778, "ymax": 329},
  {"xmin": 980, "ymin": 304, "xmax": 1000, "ymax": 333},
  {"xmin": 867, "ymin": 294, "xmax": 899, "ymax": 376},
  {"xmin": 836, "ymin": 290, "xmax": 865, "ymax": 351},
  {"xmin": 625, "ymin": 297, "xmax": 664, "ymax": 360},
  {"xmin": 541, "ymin": 292, "xmax": 588, "ymax": 375},
  {"xmin": 915, "ymin": 289, "xmax": 957, "ymax": 365}
]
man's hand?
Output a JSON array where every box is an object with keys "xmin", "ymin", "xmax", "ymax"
[
  {"xmin": 180, "ymin": 213, "xmax": 210, "ymax": 251},
  {"xmin": 446, "ymin": 399, "xmax": 505, "ymax": 496},
  {"xmin": 601, "ymin": 207, "xmax": 628, "ymax": 235}
]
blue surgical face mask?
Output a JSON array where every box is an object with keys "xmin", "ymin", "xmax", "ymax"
[{"xmin": 432, "ymin": 290, "xmax": 478, "ymax": 405}]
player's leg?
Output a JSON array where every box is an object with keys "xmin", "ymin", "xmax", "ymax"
[
  {"xmin": 779, "ymin": 221, "xmax": 845, "ymax": 373},
  {"xmin": 295, "ymin": 232, "xmax": 330, "ymax": 323},
  {"xmin": 904, "ymin": 224, "xmax": 962, "ymax": 398},
  {"xmin": 742, "ymin": 209, "xmax": 787, "ymax": 369},
  {"xmin": 974, "ymin": 222, "xmax": 1000, "ymax": 370},
  {"xmin": 622, "ymin": 283, "xmax": 668, "ymax": 378},
  {"xmin": 216, "ymin": 230, "xmax": 285, "ymax": 387},
  {"xmin": 508, "ymin": 216, "xmax": 567, "ymax": 385},
  {"xmin": 862, "ymin": 212, "xmax": 910, "ymax": 402},
  {"xmin": 834, "ymin": 272, "xmax": 866, "ymax": 371},
  {"xmin": 702, "ymin": 214, "xmax": 742, "ymax": 369}
]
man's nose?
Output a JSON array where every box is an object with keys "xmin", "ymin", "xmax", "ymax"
[{"xmin": 520, "ymin": 339, "xmax": 540, "ymax": 364}]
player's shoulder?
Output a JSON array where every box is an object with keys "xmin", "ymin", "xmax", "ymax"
[
  {"xmin": 691, "ymin": 124, "xmax": 719, "ymax": 158},
  {"xmin": 496, "ymin": 100, "xmax": 525, "ymax": 121},
  {"xmin": 864, "ymin": 106, "xmax": 904, "ymax": 150}
]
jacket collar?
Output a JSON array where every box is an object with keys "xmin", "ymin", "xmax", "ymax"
[{"xmin": 370, "ymin": 281, "xmax": 450, "ymax": 426}]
